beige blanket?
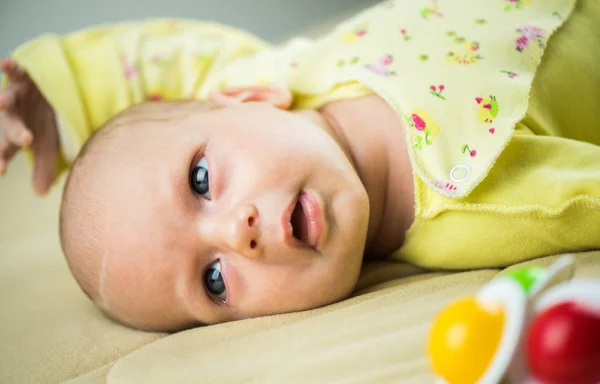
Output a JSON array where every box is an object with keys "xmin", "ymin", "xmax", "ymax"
[{"xmin": 1, "ymin": 154, "xmax": 598, "ymax": 383}]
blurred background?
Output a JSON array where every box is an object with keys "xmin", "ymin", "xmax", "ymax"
[{"xmin": 0, "ymin": 0, "xmax": 380, "ymax": 56}]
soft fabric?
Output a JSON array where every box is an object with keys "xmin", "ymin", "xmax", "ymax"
[
  {"xmin": 395, "ymin": 0, "xmax": 600, "ymax": 269},
  {"xmin": 1, "ymin": 158, "xmax": 599, "ymax": 383}
]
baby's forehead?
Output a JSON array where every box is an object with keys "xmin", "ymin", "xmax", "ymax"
[
  {"xmin": 108, "ymin": 100, "xmax": 216, "ymax": 131},
  {"xmin": 99, "ymin": 107, "xmax": 202, "ymax": 151}
]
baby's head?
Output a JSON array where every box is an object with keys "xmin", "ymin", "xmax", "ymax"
[{"xmin": 59, "ymin": 87, "xmax": 370, "ymax": 332}]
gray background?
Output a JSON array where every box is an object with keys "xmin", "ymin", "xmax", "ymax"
[{"xmin": 0, "ymin": 0, "xmax": 380, "ymax": 57}]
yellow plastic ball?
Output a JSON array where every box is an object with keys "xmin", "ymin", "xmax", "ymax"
[{"xmin": 428, "ymin": 296, "xmax": 505, "ymax": 384}]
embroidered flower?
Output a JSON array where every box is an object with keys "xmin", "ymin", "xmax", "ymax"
[
  {"xmin": 405, "ymin": 109, "xmax": 441, "ymax": 150},
  {"xmin": 121, "ymin": 56, "xmax": 138, "ymax": 79},
  {"xmin": 365, "ymin": 55, "xmax": 396, "ymax": 77},
  {"xmin": 400, "ymin": 28, "xmax": 412, "ymax": 41},
  {"xmin": 475, "ymin": 95, "xmax": 499, "ymax": 124},
  {"xmin": 500, "ymin": 70, "xmax": 518, "ymax": 79},
  {"xmin": 421, "ymin": 0, "xmax": 443, "ymax": 19},
  {"xmin": 412, "ymin": 114, "xmax": 426, "ymax": 131},
  {"xmin": 447, "ymin": 34, "xmax": 483, "ymax": 65},
  {"xmin": 504, "ymin": 0, "xmax": 532, "ymax": 11},
  {"xmin": 515, "ymin": 25, "xmax": 546, "ymax": 52},
  {"xmin": 435, "ymin": 180, "xmax": 459, "ymax": 193},
  {"xmin": 339, "ymin": 22, "xmax": 369, "ymax": 43}
]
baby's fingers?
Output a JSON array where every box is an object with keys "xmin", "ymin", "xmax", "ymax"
[
  {"xmin": 1, "ymin": 113, "xmax": 32, "ymax": 148},
  {"xmin": 0, "ymin": 89, "xmax": 15, "ymax": 111},
  {"xmin": 0, "ymin": 136, "xmax": 19, "ymax": 175},
  {"xmin": 0, "ymin": 58, "xmax": 27, "ymax": 82}
]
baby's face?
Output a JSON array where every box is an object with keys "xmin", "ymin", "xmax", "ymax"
[{"xmin": 96, "ymin": 103, "xmax": 370, "ymax": 330}]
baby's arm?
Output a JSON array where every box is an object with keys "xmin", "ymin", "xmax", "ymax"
[{"xmin": 0, "ymin": 20, "xmax": 266, "ymax": 192}]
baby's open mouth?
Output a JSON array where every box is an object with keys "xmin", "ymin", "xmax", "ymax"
[
  {"xmin": 287, "ymin": 191, "xmax": 324, "ymax": 250},
  {"xmin": 291, "ymin": 199, "xmax": 309, "ymax": 245}
]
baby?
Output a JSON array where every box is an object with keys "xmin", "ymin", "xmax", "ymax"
[{"xmin": 1, "ymin": 0, "xmax": 599, "ymax": 332}]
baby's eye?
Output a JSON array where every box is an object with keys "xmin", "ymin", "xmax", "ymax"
[
  {"xmin": 204, "ymin": 260, "xmax": 227, "ymax": 302},
  {"xmin": 190, "ymin": 156, "xmax": 211, "ymax": 199}
]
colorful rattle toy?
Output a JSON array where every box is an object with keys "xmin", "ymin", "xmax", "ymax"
[{"xmin": 427, "ymin": 255, "xmax": 600, "ymax": 384}]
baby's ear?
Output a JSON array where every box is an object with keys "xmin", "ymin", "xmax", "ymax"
[{"xmin": 209, "ymin": 83, "xmax": 292, "ymax": 109}]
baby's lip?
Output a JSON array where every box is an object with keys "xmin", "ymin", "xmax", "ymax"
[
  {"xmin": 282, "ymin": 195, "xmax": 306, "ymax": 250},
  {"xmin": 299, "ymin": 190, "xmax": 325, "ymax": 250},
  {"xmin": 281, "ymin": 190, "xmax": 326, "ymax": 251}
]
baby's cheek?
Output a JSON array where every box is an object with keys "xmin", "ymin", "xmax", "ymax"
[{"xmin": 322, "ymin": 249, "xmax": 364, "ymax": 300}]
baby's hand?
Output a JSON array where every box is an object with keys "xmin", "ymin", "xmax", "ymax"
[{"xmin": 0, "ymin": 58, "xmax": 58, "ymax": 195}]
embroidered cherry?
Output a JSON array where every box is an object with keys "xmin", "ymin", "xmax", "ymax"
[
  {"xmin": 430, "ymin": 85, "xmax": 446, "ymax": 100},
  {"xmin": 461, "ymin": 144, "xmax": 477, "ymax": 157},
  {"xmin": 527, "ymin": 301, "xmax": 600, "ymax": 384},
  {"xmin": 356, "ymin": 28, "xmax": 367, "ymax": 37},
  {"xmin": 475, "ymin": 97, "xmax": 483, "ymax": 104},
  {"xmin": 489, "ymin": 128, "xmax": 495, "ymax": 134},
  {"xmin": 483, "ymin": 104, "xmax": 492, "ymax": 110}
]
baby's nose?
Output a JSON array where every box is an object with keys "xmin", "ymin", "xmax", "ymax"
[{"xmin": 219, "ymin": 203, "xmax": 262, "ymax": 258}]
